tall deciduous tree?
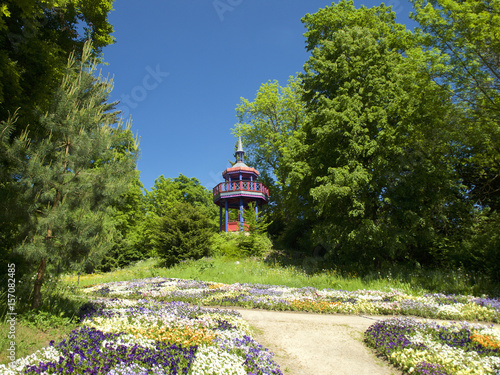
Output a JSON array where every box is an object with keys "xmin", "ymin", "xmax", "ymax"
[
  {"xmin": 145, "ymin": 174, "xmax": 216, "ymax": 218},
  {"xmin": 410, "ymin": 0, "xmax": 500, "ymax": 279},
  {"xmin": 285, "ymin": 1, "xmax": 462, "ymax": 268},
  {"xmin": 411, "ymin": 0, "xmax": 500, "ymax": 205},
  {"xmin": 0, "ymin": 42, "xmax": 138, "ymax": 309}
]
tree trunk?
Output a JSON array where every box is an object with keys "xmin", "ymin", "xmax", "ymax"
[{"xmin": 32, "ymin": 258, "xmax": 47, "ymax": 310}]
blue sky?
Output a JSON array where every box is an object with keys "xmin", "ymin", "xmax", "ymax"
[{"xmin": 99, "ymin": 0, "xmax": 417, "ymax": 191}]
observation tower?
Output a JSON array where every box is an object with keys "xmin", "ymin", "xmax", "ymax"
[{"xmin": 213, "ymin": 137, "xmax": 269, "ymax": 232}]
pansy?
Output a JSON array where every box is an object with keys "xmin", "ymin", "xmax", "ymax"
[
  {"xmin": 365, "ymin": 317, "xmax": 500, "ymax": 375},
  {"xmin": 83, "ymin": 278, "xmax": 500, "ymax": 323},
  {"xmin": 5, "ymin": 298, "xmax": 282, "ymax": 375}
]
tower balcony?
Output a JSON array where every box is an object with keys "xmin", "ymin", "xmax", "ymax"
[{"xmin": 213, "ymin": 181, "xmax": 269, "ymax": 205}]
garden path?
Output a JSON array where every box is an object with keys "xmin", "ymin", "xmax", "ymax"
[{"xmin": 230, "ymin": 308, "xmax": 402, "ymax": 375}]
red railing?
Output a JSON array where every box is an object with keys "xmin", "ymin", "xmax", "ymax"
[{"xmin": 213, "ymin": 181, "xmax": 269, "ymax": 198}]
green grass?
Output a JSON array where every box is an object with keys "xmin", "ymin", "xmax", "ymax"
[
  {"xmin": 0, "ymin": 279, "xmax": 88, "ymax": 366},
  {"xmin": 0, "ymin": 320, "xmax": 77, "ymax": 365},
  {"xmin": 64, "ymin": 257, "xmax": 398, "ymax": 291},
  {"xmin": 63, "ymin": 254, "xmax": 498, "ymax": 297}
]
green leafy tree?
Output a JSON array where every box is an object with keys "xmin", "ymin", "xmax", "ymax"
[
  {"xmin": 232, "ymin": 76, "xmax": 307, "ymax": 233},
  {"xmin": 0, "ymin": 0, "xmax": 115, "ymax": 127},
  {"xmin": 285, "ymin": 1, "xmax": 462, "ymax": 268},
  {"xmin": 142, "ymin": 174, "xmax": 217, "ymax": 255},
  {"xmin": 154, "ymin": 203, "xmax": 216, "ymax": 267},
  {"xmin": 145, "ymin": 174, "xmax": 216, "ymax": 217},
  {"xmin": 411, "ymin": 0, "xmax": 500, "ymax": 210},
  {"xmin": 100, "ymin": 170, "xmax": 147, "ymax": 272},
  {"xmin": 0, "ymin": 42, "xmax": 138, "ymax": 309},
  {"xmin": 410, "ymin": 0, "xmax": 500, "ymax": 278}
]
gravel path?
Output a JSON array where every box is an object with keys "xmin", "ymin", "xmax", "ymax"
[{"xmin": 232, "ymin": 308, "xmax": 402, "ymax": 375}]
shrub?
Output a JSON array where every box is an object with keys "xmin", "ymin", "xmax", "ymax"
[
  {"xmin": 212, "ymin": 232, "xmax": 273, "ymax": 259},
  {"xmin": 211, "ymin": 233, "xmax": 240, "ymax": 258},
  {"xmin": 237, "ymin": 233, "xmax": 273, "ymax": 257},
  {"xmin": 154, "ymin": 203, "xmax": 217, "ymax": 266}
]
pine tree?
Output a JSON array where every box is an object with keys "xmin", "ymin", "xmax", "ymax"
[{"xmin": 0, "ymin": 41, "xmax": 138, "ymax": 309}]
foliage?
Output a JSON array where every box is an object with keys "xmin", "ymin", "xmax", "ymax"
[
  {"xmin": 0, "ymin": 41, "xmax": 138, "ymax": 308},
  {"xmin": 211, "ymin": 203, "xmax": 273, "ymax": 259},
  {"xmin": 410, "ymin": 0, "xmax": 500, "ymax": 281},
  {"xmin": 212, "ymin": 232, "xmax": 273, "ymax": 259},
  {"xmin": 0, "ymin": 0, "xmax": 115, "ymax": 128},
  {"xmin": 141, "ymin": 174, "xmax": 218, "ymax": 256},
  {"xmin": 211, "ymin": 233, "xmax": 241, "ymax": 258},
  {"xmin": 460, "ymin": 210, "xmax": 500, "ymax": 282},
  {"xmin": 153, "ymin": 203, "xmax": 217, "ymax": 267},
  {"xmin": 0, "ymin": 0, "xmax": 116, "ymax": 287},
  {"xmin": 236, "ymin": 233, "xmax": 273, "ymax": 258},
  {"xmin": 65, "ymin": 255, "xmax": 499, "ymax": 297},
  {"xmin": 233, "ymin": 76, "xmax": 307, "ymax": 234},
  {"xmin": 242, "ymin": 202, "xmax": 271, "ymax": 235},
  {"xmin": 99, "ymin": 171, "xmax": 148, "ymax": 272},
  {"xmin": 281, "ymin": 0, "xmax": 462, "ymax": 269},
  {"xmin": 145, "ymin": 174, "xmax": 216, "ymax": 217}
]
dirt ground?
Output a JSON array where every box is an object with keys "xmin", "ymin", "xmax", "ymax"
[{"xmin": 231, "ymin": 308, "xmax": 402, "ymax": 375}]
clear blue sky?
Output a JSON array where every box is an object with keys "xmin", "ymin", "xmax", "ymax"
[{"xmin": 98, "ymin": 0, "xmax": 417, "ymax": 191}]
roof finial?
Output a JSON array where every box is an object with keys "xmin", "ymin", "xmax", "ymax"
[
  {"xmin": 237, "ymin": 136, "xmax": 244, "ymax": 153},
  {"xmin": 236, "ymin": 136, "xmax": 245, "ymax": 162}
]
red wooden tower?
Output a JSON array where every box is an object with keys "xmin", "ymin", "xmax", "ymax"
[{"xmin": 213, "ymin": 138, "xmax": 269, "ymax": 232}]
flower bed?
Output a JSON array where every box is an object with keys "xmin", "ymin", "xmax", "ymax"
[
  {"xmin": 83, "ymin": 277, "xmax": 500, "ymax": 323},
  {"xmin": 1, "ymin": 299, "xmax": 282, "ymax": 375},
  {"xmin": 364, "ymin": 317, "xmax": 500, "ymax": 374},
  {"xmin": 5, "ymin": 277, "xmax": 499, "ymax": 374}
]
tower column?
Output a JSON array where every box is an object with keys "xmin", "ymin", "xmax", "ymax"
[
  {"xmin": 225, "ymin": 200, "xmax": 229, "ymax": 232},
  {"xmin": 255, "ymin": 202, "xmax": 259, "ymax": 231},
  {"xmin": 240, "ymin": 197, "xmax": 244, "ymax": 231},
  {"xmin": 219, "ymin": 205, "xmax": 223, "ymax": 232}
]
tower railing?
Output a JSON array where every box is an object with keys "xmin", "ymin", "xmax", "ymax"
[{"xmin": 213, "ymin": 181, "xmax": 269, "ymax": 198}]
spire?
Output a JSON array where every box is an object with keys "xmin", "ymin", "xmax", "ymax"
[
  {"xmin": 237, "ymin": 136, "xmax": 244, "ymax": 153},
  {"xmin": 235, "ymin": 136, "xmax": 245, "ymax": 162}
]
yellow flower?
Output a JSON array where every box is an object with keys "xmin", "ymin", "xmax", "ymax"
[{"xmin": 471, "ymin": 333, "xmax": 500, "ymax": 350}]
